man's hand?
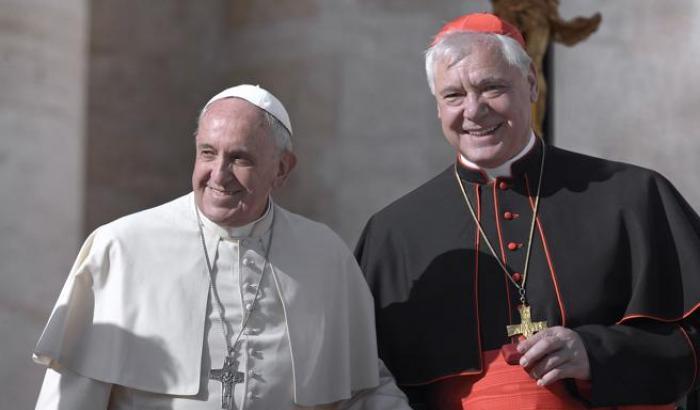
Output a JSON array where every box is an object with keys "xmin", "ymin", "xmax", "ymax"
[{"xmin": 516, "ymin": 326, "xmax": 590, "ymax": 386}]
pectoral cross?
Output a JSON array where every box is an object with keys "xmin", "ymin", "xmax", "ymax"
[
  {"xmin": 506, "ymin": 304, "xmax": 548, "ymax": 339},
  {"xmin": 209, "ymin": 355, "xmax": 244, "ymax": 409}
]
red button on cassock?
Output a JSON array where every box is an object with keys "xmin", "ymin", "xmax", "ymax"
[
  {"xmin": 508, "ymin": 242, "xmax": 519, "ymax": 251},
  {"xmin": 498, "ymin": 181, "xmax": 509, "ymax": 190},
  {"xmin": 512, "ymin": 272, "xmax": 523, "ymax": 283},
  {"xmin": 503, "ymin": 211, "xmax": 514, "ymax": 220}
]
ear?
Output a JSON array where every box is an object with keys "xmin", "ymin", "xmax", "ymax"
[
  {"xmin": 527, "ymin": 62, "xmax": 538, "ymax": 103},
  {"xmin": 272, "ymin": 151, "xmax": 297, "ymax": 189},
  {"xmin": 436, "ymin": 101, "xmax": 443, "ymax": 119}
]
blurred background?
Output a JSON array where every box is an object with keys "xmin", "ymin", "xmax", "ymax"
[{"xmin": 1, "ymin": 0, "xmax": 699, "ymax": 407}]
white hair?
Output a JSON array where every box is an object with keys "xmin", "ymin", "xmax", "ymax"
[
  {"xmin": 425, "ymin": 32, "xmax": 533, "ymax": 95},
  {"xmin": 262, "ymin": 110, "xmax": 293, "ymax": 153}
]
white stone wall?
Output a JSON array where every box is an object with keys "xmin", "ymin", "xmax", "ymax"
[
  {"xmin": 554, "ymin": 0, "xmax": 700, "ymax": 211},
  {"xmin": 0, "ymin": 0, "xmax": 87, "ymax": 407},
  {"xmin": 82, "ymin": 0, "xmax": 493, "ymax": 245}
]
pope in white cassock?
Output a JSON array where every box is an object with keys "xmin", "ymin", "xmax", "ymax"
[{"xmin": 32, "ymin": 85, "xmax": 409, "ymax": 409}]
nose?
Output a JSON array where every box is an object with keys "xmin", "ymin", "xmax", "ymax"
[
  {"xmin": 210, "ymin": 157, "xmax": 233, "ymax": 185},
  {"xmin": 463, "ymin": 93, "xmax": 487, "ymax": 121}
]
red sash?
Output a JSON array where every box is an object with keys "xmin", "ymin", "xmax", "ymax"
[{"xmin": 425, "ymin": 349, "xmax": 675, "ymax": 410}]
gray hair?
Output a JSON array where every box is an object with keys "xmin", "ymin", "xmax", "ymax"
[
  {"xmin": 262, "ymin": 110, "xmax": 293, "ymax": 153},
  {"xmin": 425, "ymin": 32, "xmax": 532, "ymax": 95},
  {"xmin": 196, "ymin": 104, "xmax": 293, "ymax": 154}
]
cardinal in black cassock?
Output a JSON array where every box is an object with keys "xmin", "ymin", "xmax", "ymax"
[{"xmin": 355, "ymin": 12, "xmax": 700, "ymax": 410}]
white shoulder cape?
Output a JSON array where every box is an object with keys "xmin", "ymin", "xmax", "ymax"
[{"xmin": 33, "ymin": 193, "xmax": 379, "ymax": 406}]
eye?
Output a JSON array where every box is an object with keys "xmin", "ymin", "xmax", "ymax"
[
  {"xmin": 199, "ymin": 149, "xmax": 216, "ymax": 159},
  {"xmin": 232, "ymin": 156, "xmax": 254, "ymax": 167},
  {"xmin": 482, "ymin": 84, "xmax": 507, "ymax": 97},
  {"xmin": 442, "ymin": 92, "xmax": 465, "ymax": 105}
]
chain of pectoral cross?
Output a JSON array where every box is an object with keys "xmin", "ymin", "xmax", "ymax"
[
  {"xmin": 196, "ymin": 207, "xmax": 276, "ymax": 409},
  {"xmin": 453, "ymin": 140, "xmax": 549, "ymax": 339}
]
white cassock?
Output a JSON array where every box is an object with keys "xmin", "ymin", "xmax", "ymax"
[{"xmin": 33, "ymin": 193, "xmax": 408, "ymax": 409}]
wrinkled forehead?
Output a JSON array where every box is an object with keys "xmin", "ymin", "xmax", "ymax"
[
  {"xmin": 198, "ymin": 98, "xmax": 268, "ymax": 130},
  {"xmin": 436, "ymin": 33, "xmax": 507, "ymax": 70},
  {"xmin": 433, "ymin": 46, "xmax": 524, "ymax": 94}
]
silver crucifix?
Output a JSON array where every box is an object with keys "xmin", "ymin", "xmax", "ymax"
[{"xmin": 209, "ymin": 355, "xmax": 244, "ymax": 409}]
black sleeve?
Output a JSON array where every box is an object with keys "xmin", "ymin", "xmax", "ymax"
[
  {"xmin": 575, "ymin": 316, "xmax": 699, "ymax": 406},
  {"xmin": 573, "ymin": 172, "xmax": 700, "ymax": 406}
]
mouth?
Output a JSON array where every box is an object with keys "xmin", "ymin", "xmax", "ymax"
[
  {"xmin": 462, "ymin": 123, "xmax": 503, "ymax": 136},
  {"xmin": 206, "ymin": 185, "xmax": 240, "ymax": 197}
]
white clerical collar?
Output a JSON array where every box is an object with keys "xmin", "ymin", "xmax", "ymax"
[
  {"xmin": 459, "ymin": 131, "xmax": 536, "ymax": 180},
  {"xmin": 198, "ymin": 199, "xmax": 274, "ymax": 240}
]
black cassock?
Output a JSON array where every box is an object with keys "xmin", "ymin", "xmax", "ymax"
[{"xmin": 355, "ymin": 139, "xmax": 700, "ymax": 407}]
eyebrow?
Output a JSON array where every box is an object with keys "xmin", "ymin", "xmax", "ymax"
[
  {"xmin": 474, "ymin": 76, "xmax": 509, "ymax": 86},
  {"xmin": 196, "ymin": 143, "xmax": 216, "ymax": 150},
  {"xmin": 438, "ymin": 77, "xmax": 508, "ymax": 95},
  {"xmin": 197, "ymin": 143, "xmax": 254, "ymax": 158},
  {"xmin": 438, "ymin": 86, "xmax": 464, "ymax": 95}
]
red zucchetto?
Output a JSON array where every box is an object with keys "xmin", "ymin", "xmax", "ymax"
[{"xmin": 431, "ymin": 12, "xmax": 525, "ymax": 47}]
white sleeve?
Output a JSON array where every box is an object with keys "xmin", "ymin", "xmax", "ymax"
[
  {"xmin": 337, "ymin": 360, "xmax": 412, "ymax": 410},
  {"xmin": 35, "ymin": 366, "xmax": 112, "ymax": 410}
]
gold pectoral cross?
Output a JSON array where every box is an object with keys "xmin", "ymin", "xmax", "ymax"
[{"xmin": 506, "ymin": 304, "xmax": 548, "ymax": 339}]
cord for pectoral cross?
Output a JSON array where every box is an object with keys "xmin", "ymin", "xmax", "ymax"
[
  {"xmin": 453, "ymin": 140, "xmax": 548, "ymax": 337},
  {"xmin": 195, "ymin": 206, "xmax": 276, "ymax": 408}
]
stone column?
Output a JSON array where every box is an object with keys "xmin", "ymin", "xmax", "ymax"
[{"xmin": 0, "ymin": 0, "xmax": 88, "ymax": 407}]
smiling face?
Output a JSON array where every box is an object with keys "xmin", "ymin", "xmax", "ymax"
[
  {"xmin": 192, "ymin": 98, "xmax": 296, "ymax": 227},
  {"xmin": 433, "ymin": 39, "xmax": 537, "ymax": 168}
]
